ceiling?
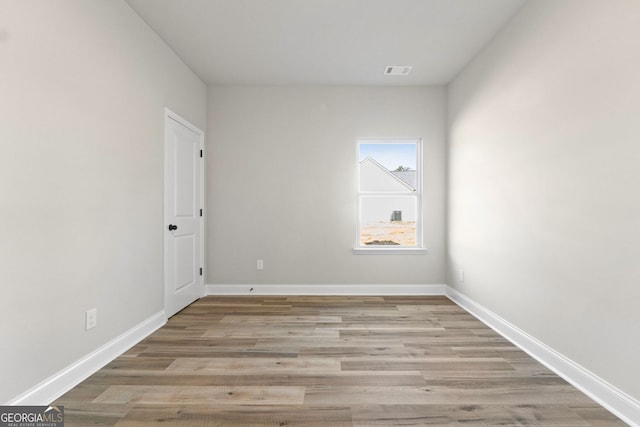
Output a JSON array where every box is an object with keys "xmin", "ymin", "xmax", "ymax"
[{"xmin": 126, "ymin": 0, "xmax": 525, "ymax": 86}]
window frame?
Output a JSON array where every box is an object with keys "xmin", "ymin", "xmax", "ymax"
[{"xmin": 353, "ymin": 138, "xmax": 428, "ymax": 255}]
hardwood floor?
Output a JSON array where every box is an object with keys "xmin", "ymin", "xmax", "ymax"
[{"xmin": 55, "ymin": 296, "xmax": 624, "ymax": 426}]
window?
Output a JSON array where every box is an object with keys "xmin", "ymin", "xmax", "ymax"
[{"xmin": 354, "ymin": 138, "xmax": 426, "ymax": 254}]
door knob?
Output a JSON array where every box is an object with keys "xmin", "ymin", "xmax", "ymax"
[{"xmin": 168, "ymin": 224, "xmax": 178, "ymax": 231}]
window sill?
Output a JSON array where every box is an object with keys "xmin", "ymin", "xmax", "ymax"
[{"xmin": 352, "ymin": 247, "xmax": 428, "ymax": 255}]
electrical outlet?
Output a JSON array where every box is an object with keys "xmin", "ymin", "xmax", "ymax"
[
  {"xmin": 86, "ymin": 308, "xmax": 97, "ymax": 330},
  {"xmin": 459, "ymin": 269, "xmax": 465, "ymax": 283},
  {"xmin": 257, "ymin": 259, "xmax": 264, "ymax": 270}
]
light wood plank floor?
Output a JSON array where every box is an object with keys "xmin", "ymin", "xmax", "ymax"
[{"xmin": 55, "ymin": 296, "xmax": 624, "ymax": 426}]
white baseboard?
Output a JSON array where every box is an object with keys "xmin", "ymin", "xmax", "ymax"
[
  {"xmin": 445, "ymin": 286, "xmax": 640, "ymax": 427},
  {"xmin": 7, "ymin": 286, "xmax": 638, "ymax": 426},
  {"xmin": 7, "ymin": 311, "xmax": 166, "ymax": 406},
  {"xmin": 205, "ymin": 283, "xmax": 446, "ymax": 296}
]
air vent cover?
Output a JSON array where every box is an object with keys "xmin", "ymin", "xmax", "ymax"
[{"xmin": 384, "ymin": 65, "xmax": 412, "ymax": 75}]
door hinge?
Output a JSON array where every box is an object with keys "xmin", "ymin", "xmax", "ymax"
[
  {"xmin": 200, "ymin": 208, "xmax": 203, "ymax": 217},
  {"xmin": 200, "ymin": 150, "xmax": 203, "ymax": 158},
  {"xmin": 200, "ymin": 267, "xmax": 203, "ymax": 276}
]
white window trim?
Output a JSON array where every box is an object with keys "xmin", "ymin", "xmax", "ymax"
[
  {"xmin": 354, "ymin": 138, "xmax": 427, "ymax": 255},
  {"xmin": 353, "ymin": 247, "xmax": 428, "ymax": 255}
]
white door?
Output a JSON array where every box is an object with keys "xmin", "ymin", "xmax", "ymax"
[{"xmin": 164, "ymin": 109, "xmax": 204, "ymax": 318}]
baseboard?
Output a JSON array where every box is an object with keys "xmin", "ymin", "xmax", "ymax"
[
  {"xmin": 205, "ymin": 283, "xmax": 446, "ymax": 296},
  {"xmin": 7, "ymin": 311, "xmax": 166, "ymax": 405},
  {"xmin": 445, "ymin": 286, "xmax": 640, "ymax": 427},
  {"xmin": 8, "ymin": 286, "xmax": 637, "ymax": 425}
]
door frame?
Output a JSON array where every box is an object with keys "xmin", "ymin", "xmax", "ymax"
[{"xmin": 163, "ymin": 107, "xmax": 205, "ymax": 319}]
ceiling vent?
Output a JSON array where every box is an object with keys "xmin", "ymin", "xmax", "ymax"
[{"xmin": 384, "ymin": 65, "xmax": 412, "ymax": 76}]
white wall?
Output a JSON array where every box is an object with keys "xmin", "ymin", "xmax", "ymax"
[
  {"xmin": 207, "ymin": 86, "xmax": 446, "ymax": 285},
  {"xmin": 0, "ymin": 0, "xmax": 206, "ymax": 402},
  {"xmin": 448, "ymin": 0, "xmax": 640, "ymax": 402}
]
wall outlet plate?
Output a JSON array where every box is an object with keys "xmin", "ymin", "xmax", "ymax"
[{"xmin": 86, "ymin": 308, "xmax": 97, "ymax": 330}]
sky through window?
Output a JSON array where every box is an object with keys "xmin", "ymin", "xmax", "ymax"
[{"xmin": 358, "ymin": 143, "xmax": 417, "ymax": 170}]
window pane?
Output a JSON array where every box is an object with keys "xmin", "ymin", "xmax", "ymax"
[
  {"xmin": 360, "ymin": 196, "xmax": 417, "ymax": 246},
  {"xmin": 359, "ymin": 143, "xmax": 417, "ymax": 193}
]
